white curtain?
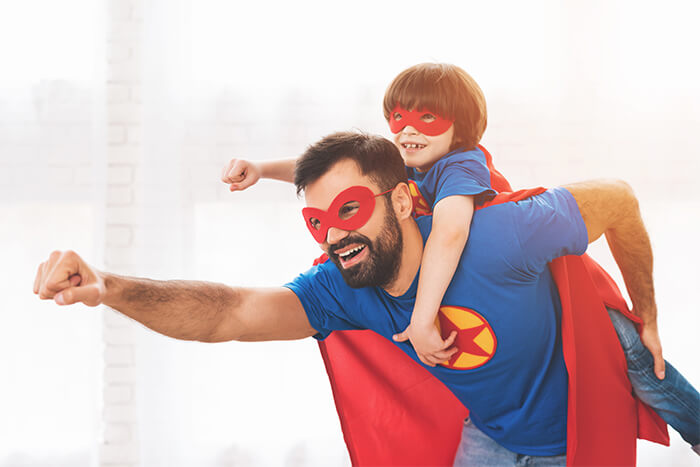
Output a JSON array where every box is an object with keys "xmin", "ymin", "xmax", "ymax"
[
  {"xmin": 0, "ymin": 0, "xmax": 105, "ymax": 465},
  {"xmin": 2, "ymin": 0, "xmax": 699, "ymax": 465}
]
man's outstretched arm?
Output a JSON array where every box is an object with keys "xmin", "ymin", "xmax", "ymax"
[
  {"xmin": 564, "ymin": 179, "xmax": 664, "ymax": 379},
  {"xmin": 33, "ymin": 250, "xmax": 317, "ymax": 343}
]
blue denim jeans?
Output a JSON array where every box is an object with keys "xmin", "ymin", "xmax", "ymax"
[
  {"xmin": 453, "ymin": 418, "xmax": 566, "ymax": 466},
  {"xmin": 607, "ymin": 307, "xmax": 700, "ymax": 446}
]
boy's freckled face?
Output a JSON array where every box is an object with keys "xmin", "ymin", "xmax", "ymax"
[{"xmin": 393, "ymin": 122, "xmax": 454, "ymax": 172}]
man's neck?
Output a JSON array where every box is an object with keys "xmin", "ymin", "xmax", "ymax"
[{"xmin": 382, "ymin": 220, "xmax": 423, "ymax": 297}]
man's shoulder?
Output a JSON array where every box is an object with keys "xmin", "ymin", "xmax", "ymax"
[
  {"xmin": 508, "ymin": 187, "xmax": 581, "ymax": 222},
  {"xmin": 297, "ymin": 258, "xmax": 344, "ymax": 286},
  {"xmin": 416, "ymin": 215, "xmax": 434, "ymax": 242},
  {"xmin": 290, "ymin": 258, "xmax": 381, "ymax": 300},
  {"xmin": 469, "ymin": 187, "xmax": 583, "ymax": 242},
  {"xmin": 476, "ymin": 187, "xmax": 578, "ymax": 215},
  {"xmin": 473, "ymin": 187, "xmax": 588, "ymax": 265},
  {"xmin": 286, "ymin": 259, "xmax": 335, "ymax": 295}
]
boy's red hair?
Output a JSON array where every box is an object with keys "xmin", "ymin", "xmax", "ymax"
[{"xmin": 383, "ymin": 63, "xmax": 487, "ymax": 151}]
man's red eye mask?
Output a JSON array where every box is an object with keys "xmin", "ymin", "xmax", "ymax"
[
  {"xmin": 388, "ymin": 105, "xmax": 454, "ymax": 136},
  {"xmin": 302, "ymin": 185, "xmax": 393, "ymax": 243}
]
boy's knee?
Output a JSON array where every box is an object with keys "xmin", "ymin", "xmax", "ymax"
[
  {"xmin": 607, "ymin": 308, "xmax": 639, "ymax": 349},
  {"xmin": 606, "ymin": 307, "xmax": 651, "ymax": 368}
]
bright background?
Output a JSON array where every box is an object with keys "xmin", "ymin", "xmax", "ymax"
[{"xmin": 1, "ymin": 0, "xmax": 698, "ymax": 465}]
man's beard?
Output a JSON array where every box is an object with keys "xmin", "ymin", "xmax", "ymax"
[{"xmin": 328, "ymin": 206, "xmax": 403, "ymax": 289}]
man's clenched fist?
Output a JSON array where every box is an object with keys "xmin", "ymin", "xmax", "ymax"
[{"xmin": 33, "ymin": 250, "xmax": 106, "ymax": 307}]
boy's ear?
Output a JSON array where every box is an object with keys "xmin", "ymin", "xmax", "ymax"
[{"xmin": 391, "ymin": 182, "xmax": 414, "ymax": 221}]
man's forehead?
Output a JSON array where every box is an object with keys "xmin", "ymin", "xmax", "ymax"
[{"xmin": 304, "ymin": 159, "xmax": 377, "ymax": 209}]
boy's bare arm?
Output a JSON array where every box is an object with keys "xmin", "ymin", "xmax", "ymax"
[
  {"xmin": 222, "ymin": 158, "xmax": 297, "ymax": 191},
  {"xmin": 564, "ymin": 179, "xmax": 665, "ymax": 379},
  {"xmin": 259, "ymin": 158, "xmax": 297, "ymax": 183},
  {"xmin": 34, "ymin": 250, "xmax": 317, "ymax": 343},
  {"xmin": 393, "ymin": 195, "xmax": 474, "ymax": 366}
]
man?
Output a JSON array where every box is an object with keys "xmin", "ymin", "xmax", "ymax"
[{"xmin": 34, "ymin": 132, "xmax": 666, "ymax": 465}]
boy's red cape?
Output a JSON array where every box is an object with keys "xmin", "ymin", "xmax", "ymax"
[{"xmin": 315, "ymin": 145, "xmax": 669, "ymax": 466}]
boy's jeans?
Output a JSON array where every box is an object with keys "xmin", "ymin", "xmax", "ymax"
[{"xmin": 607, "ymin": 307, "xmax": 700, "ymax": 446}]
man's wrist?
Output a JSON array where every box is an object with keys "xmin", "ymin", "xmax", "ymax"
[{"xmin": 100, "ymin": 271, "xmax": 121, "ymax": 308}]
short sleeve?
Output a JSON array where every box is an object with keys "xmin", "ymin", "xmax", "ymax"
[
  {"xmin": 432, "ymin": 158, "xmax": 494, "ymax": 205},
  {"xmin": 416, "ymin": 149, "xmax": 497, "ymax": 208},
  {"xmin": 283, "ymin": 263, "xmax": 363, "ymax": 340},
  {"xmin": 512, "ymin": 187, "xmax": 589, "ymax": 275}
]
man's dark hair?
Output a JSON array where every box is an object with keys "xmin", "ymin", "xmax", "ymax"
[{"xmin": 294, "ymin": 132, "xmax": 408, "ymax": 196}]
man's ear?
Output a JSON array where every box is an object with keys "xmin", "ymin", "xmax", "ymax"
[{"xmin": 391, "ymin": 182, "xmax": 413, "ymax": 221}]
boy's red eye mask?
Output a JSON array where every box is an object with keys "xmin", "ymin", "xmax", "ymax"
[
  {"xmin": 388, "ymin": 105, "xmax": 454, "ymax": 136},
  {"xmin": 302, "ymin": 185, "xmax": 394, "ymax": 243}
]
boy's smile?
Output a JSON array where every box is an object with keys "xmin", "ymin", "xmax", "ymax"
[{"xmin": 395, "ymin": 123, "xmax": 454, "ymax": 172}]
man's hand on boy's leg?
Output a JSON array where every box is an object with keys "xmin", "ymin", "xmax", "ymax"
[
  {"xmin": 639, "ymin": 320, "xmax": 665, "ymax": 380},
  {"xmin": 221, "ymin": 158, "xmax": 261, "ymax": 192},
  {"xmin": 393, "ymin": 322, "xmax": 458, "ymax": 367}
]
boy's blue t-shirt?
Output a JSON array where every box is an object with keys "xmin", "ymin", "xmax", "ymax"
[
  {"xmin": 406, "ymin": 147, "xmax": 497, "ymax": 207},
  {"xmin": 285, "ymin": 188, "xmax": 589, "ymax": 455}
]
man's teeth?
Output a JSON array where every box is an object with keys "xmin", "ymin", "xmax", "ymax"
[
  {"xmin": 339, "ymin": 245, "xmax": 365, "ymax": 258},
  {"xmin": 403, "ymin": 143, "xmax": 425, "ymax": 149}
]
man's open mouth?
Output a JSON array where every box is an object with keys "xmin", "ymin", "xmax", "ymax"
[{"xmin": 336, "ymin": 244, "xmax": 368, "ymax": 269}]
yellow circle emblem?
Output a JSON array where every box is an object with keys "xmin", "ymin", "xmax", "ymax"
[{"xmin": 436, "ymin": 306, "xmax": 497, "ymax": 370}]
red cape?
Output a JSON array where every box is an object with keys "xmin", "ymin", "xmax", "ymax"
[{"xmin": 316, "ymin": 145, "xmax": 668, "ymax": 466}]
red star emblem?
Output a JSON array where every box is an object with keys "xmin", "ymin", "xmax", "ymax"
[
  {"xmin": 437, "ymin": 306, "xmax": 497, "ymax": 370},
  {"xmin": 441, "ymin": 321, "xmax": 491, "ymax": 357}
]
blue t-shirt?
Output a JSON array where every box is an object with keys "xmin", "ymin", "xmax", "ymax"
[
  {"xmin": 285, "ymin": 188, "xmax": 589, "ymax": 455},
  {"xmin": 406, "ymin": 147, "xmax": 497, "ymax": 207}
]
